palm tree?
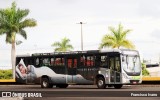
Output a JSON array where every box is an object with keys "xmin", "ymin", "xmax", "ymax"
[
  {"xmin": 51, "ymin": 37, "xmax": 74, "ymax": 52},
  {"xmin": 99, "ymin": 23, "xmax": 135, "ymax": 49},
  {"xmin": 0, "ymin": 2, "xmax": 37, "ymax": 79}
]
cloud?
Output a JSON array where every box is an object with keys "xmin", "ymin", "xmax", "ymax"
[
  {"xmin": 138, "ymin": 0, "xmax": 160, "ymax": 18},
  {"xmin": 151, "ymin": 30, "xmax": 160, "ymax": 40}
]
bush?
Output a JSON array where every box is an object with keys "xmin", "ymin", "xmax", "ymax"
[
  {"xmin": 0, "ymin": 69, "xmax": 12, "ymax": 79},
  {"xmin": 142, "ymin": 63, "xmax": 150, "ymax": 76}
]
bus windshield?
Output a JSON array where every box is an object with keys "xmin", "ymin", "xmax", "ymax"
[{"xmin": 122, "ymin": 55, "xmax": 141, "ymax": 75}]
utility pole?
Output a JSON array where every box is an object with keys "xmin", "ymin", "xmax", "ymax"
[{"xmin": 77, "ymin": 22, "xmax": 86, "ymax": 51}]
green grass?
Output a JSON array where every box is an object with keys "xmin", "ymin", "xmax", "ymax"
[{"xmin": 0, "ymin": 69, "xmax": 12, "ymax": 79}]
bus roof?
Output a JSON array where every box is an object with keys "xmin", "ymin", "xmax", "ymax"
[
  {"xmin": 16, "ymin": 53, "xmax": 32, "ymax": 57},
  {"xmin": 16, "ymin": 49, "xmax": 138, "ymax": 57}
]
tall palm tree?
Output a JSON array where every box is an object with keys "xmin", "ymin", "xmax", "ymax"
[
  {"xmin": 0, "ymin": 2, "xmax": 36, "ymax": 79},
  {"xmin": 99, "ymin": 24, "xmax": 135, "ymax": 49},
  {"xmin": 51, "ymin": 37, "xmax": 74, "ymax": 52}
]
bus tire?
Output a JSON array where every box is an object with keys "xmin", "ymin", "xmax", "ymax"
[
  {"xmin": 56, "ymin": 84, "xmax": 68, "ymax": 88},
  {"xmin": 114, "ymin": 84, "xmax": 123, "ymax": 89},
  {"xmin": 96, "ymin": 77, "xmax": 106, "ymax": 89},
  {"xmin": 41, "ymin": 78, "xmax": 52, "ymax": 88}
]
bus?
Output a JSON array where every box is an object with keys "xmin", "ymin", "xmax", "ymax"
[{"xmin": 15, "ymin": 49, "xmax": 142, "ymax": 89}]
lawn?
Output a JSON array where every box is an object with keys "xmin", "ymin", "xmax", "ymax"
[{"xmin": 0, "ymin": 69, "xmax": 12, "ymax": 79}]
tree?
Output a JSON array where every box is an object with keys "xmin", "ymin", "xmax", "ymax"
[
  {"xmin": 99, "ymin": 24, "xmax": 135, "ymax": 49},
  {"xmin": 0, "ymin": 2, "xmax": 37, "ymax": 79},
  {"xmin": 51, "ymin": 37, "xmax": 74, "ymax": 52}
]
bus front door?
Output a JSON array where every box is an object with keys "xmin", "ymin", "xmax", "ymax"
[
  {"xmin": 109, "ymin": 56, "xmax": 121, "ymax": 84},
  {"xmin": 66, "ymin": 57, "xmax": 77, "ymax": 84}
]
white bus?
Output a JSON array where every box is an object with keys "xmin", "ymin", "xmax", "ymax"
[{"xmin": 15, "ymin": 49, "xmax": 142, "ymax": 89}]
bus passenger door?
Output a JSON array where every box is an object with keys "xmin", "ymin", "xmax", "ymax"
[
  {"xmin": 66, "ymin": 57, "xmax": 77, "ymax": 84},
  {"xmin": 109, "ymin": 55, "xmax": 121, "ymax": 84},
  {"xmin": 109, "ymin": 57, "xmax": 115, "ymax": 83},
  {"xmin": 115, "ymin": 57, "xmax": 121, "ymax": 83}
]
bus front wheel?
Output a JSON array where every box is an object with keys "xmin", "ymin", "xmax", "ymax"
[
  {"xmin": 41, "ymin": 78, "xmax": 53, "ymax": 88},
  {"xmin": 114, "ymin": 84, "xmax": 123, "ymax": 89},
  {"xmin": 96, "ymin": 77, "xmax": 106, "ymax": 89}
]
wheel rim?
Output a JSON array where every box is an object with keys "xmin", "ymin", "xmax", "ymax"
[
  {"xmin": 43, "ymin": 80, "xmax": 48, "ymax": 87},
  {"xmin": 98, "ymin": 80, "xmax": 103, "ymax": 87}
]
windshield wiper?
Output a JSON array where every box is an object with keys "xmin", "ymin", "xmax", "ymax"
[
  {"xmin": 132, "ymin": 56, "xmax": 137, "ymax": 72},
  {"xmin": 126, "ymin": 55, "xmax": 129, "ymax": 69}
]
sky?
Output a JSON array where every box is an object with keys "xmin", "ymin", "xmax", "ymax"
[{"xmin": 0, "ymin": 0, "xmax": 160, "ymax": 67}]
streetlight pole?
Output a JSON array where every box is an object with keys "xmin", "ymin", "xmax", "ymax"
[{"xmin": 77, "ymin": 22, "xmax": 86, "ymax": 51}]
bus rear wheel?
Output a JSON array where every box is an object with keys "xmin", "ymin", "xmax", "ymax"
[
  {"xmin": 114, "ymin": 84, "xmax": 123, "ymax": 89},
  {"xmin": 56, "ymin": 84, "xmax": 68, "ymax": 88},
  {"xmin": 96, "ymin": 77, "xmax": 106, "ymax": 89},
  {"xmin": 41, "ymin": 78, "xmax": 53, "ymax": 88}
]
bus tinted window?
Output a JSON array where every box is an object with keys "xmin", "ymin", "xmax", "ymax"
[
  {"xmin": 54, "ymin": 57, "xmax": 65, "ymax": 66},
  {"xmin": 100, "ymin": 55, "xmax": 108, "ymax": 68},
  {"xmin": 67, "ymin": 58, "xmax": 77, "ymax": 68},
  {"xmin": 50, "ymin": 58, "xmax": 54, "ymax": 66},
  {"xmin": 42, "ymin": 58, "xmax": 50, "ymax": 66},
  {"xmin": 85, "ymin": 55, "xmax": 95, "ymax": 67},
  {"xmin": 36, "ymin": 58, "xmax": 39, "ymax": 66},
  {"xmin": 80, "ymin": 55, "xmax": 95, "ymax": 67},
  {"xmin": 80, "ymin": 56, "xmax": 85, "ymax": 66}
]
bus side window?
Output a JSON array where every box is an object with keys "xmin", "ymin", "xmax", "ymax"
[
  {"xmin": 85, "ymin": 55, "xmax": 95, "ymax": 67},
  {"xmin": 80, "ymin": 56, "xmax": 85, "ymax": 66},
  {"xmin": 42, "ymin": 58, "xmax": 51, "ymax": 66},
  {"xmin": 67, "ymin": 59, "xmax": 72, "ymax": 68},
  {"xmin": 74, "ymin": 59, "xmax": 77, "ymax": 68},
  {"xmin": 54, "ymin": 57, "xmax": 65, "ymax": 66},
  {"xmin": 51, "ymin": 58, "xmax": 54, "ymax": 66},
  {"xmin": 101, "ymin": 56, "xmax": 108, "ymax": 68},
  {"xmin": 36, "ymin": 58, "xmax": 39, "ymax": 66},
  {"xmin": 86, "ymin": 56, "xmax": 90, "ymax": 66},
  {"xmin": 90, "ymin": 56, "xmax": 95, "ymax": 66}
]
